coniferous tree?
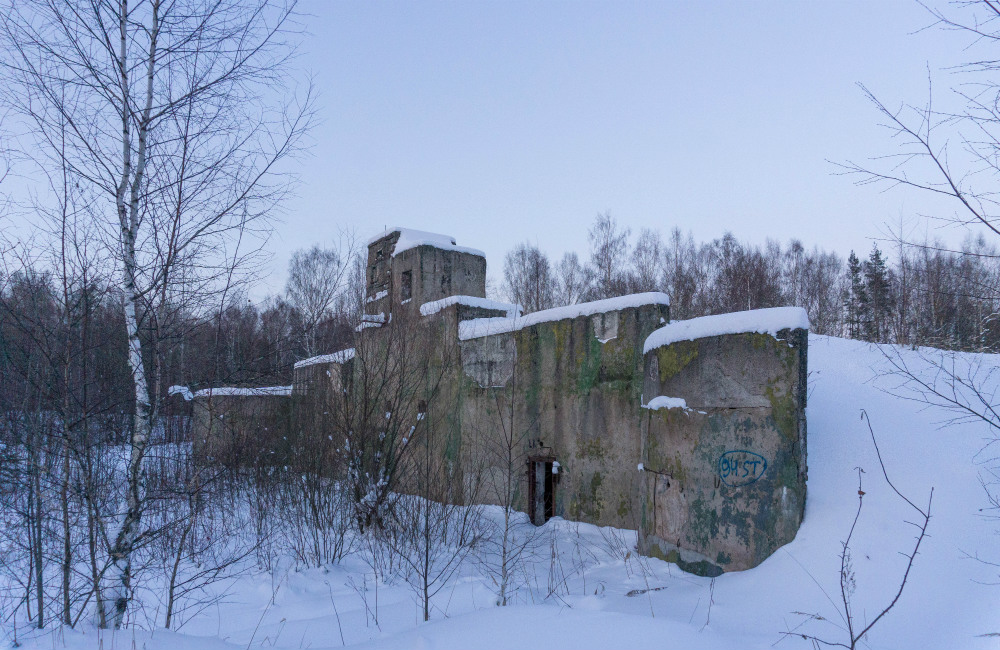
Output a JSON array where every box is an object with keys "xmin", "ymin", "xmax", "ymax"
[
  {"xmin": 864, "ymin": 245, "xmax": 894, "ymax": 342},
  {"xmin": 845, "ymin": 251, "xmax": 868, "ymax": 339}
]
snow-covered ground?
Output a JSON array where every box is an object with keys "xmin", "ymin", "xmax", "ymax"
[{"xmin": 8, "ymin": 335, "xmax": 999, "ymax": 649}]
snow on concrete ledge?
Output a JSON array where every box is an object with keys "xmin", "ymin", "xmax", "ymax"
[
  {"xmin": 193, "ymin": 385, "xmax": 292, "ymax": 398},
  {"xmin": 167, "ymin": 385, "xmax": 193, "ymax": 401},
  {"xmin": 366, "ymin": 290, "xmax": 388, "ymax": 304},
  {"xmin": 367, "ymin": 227, "xmax": 486, "ymax": 258},
  {"xmin": 420, "ymin": 295, "xmax": 521, "ymax": 318},
  {"xmin": 643, "ymin": 306, "xmax": 809, "ymax": 354},
  {"xmin": 459, "ymin": 292, "xmax": 670, "ymax": 341},
  {"xmin": 642, "ymin": 395, "xmax": 706, "ymax": 414},
  {"xmin": 355, "ymin": 312, "xmax": 388, "ymax": 332},
  {"xmin": 642, "ymin": 396, "xmax": 688, "ymax": 410},
  {"xmin": 293, "ymin": 348, "xmax": 356, "ymax": 370}
]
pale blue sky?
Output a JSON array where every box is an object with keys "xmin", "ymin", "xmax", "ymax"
[
  {"xmin": 269, "ymin": 0, "xmax": 970, "ymax": 293},
  {"xmin": 5, "ymin": 1, "xmax": 972, "ymax": 294}
]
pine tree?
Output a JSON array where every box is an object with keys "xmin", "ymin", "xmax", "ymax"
[
  {"xmin": 864, "ymin": 244, "xmax": 894, "ymax": 342},
  {"xmin": 845, "ymin": 251, "xmax": 868, "ymax": 339}
]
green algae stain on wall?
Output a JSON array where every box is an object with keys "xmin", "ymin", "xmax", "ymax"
[
  {"xmin": 576, "ymin": 471, "xmax": 603, "ymax": 521},
  {"xmin": 645, "ymin": 541, "xmax": 724, "ymax": 578},
  {"xmin": 576, "ymin": 335, "xmax": 603, "ymax": 395},
  {"xmin": 764, "ymin": 382, "xmax": 798, "ymax": 443},
  {"xmin": 598, "ymin": 337, "xmax": 639, "ymax": 396},
  {"xmin": 617, "ymin": 495, "xmax": 631, "ymax": 520},
  {"xmin": 578, "ymin": 437, "xmax": 605, "ymax": 461},
  {"xmin": 655, "ymin": 341, "xmax": 698, "ymax": 382},
  {"xmin": 688, "ymin": 497, "xmax": 720, "ymax": 549},
  {"xmin": 552, "ymin": 320, "xmax": 570, "ymax": 362},
  {"xmin": 566, "ymin": 471, "xmax": 604, "ymax": 522}
]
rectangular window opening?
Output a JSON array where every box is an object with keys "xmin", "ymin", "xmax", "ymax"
[{"xmin": 401, "ymin": 270, "xmax": 412, "ymax": 301}]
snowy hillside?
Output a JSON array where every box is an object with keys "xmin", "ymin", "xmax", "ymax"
[{"xmin": 8, "ymin": 335, "xmax": 999, "ymax": 650}]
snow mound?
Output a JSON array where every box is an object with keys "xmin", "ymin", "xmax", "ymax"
[
  {"xmin": 14, "ymin": 334, "xmax": 1000, "ymax": 650},
  {"xmin": 367, "ymin": 227, "xmax": 486, "ymax": 258},
  {"xmin": 293, "ymin": 348, "xmax": 356, "ymax": 369},
  {"xmin": 192, "ymin": 385, "xmax": 291, "ymax": 398},
  {"xmin": 420, "ymin": 295, "xmax": 521, "ymax": 318},
  {"xmin": 643, "ymin": 306, "xmax": 809, "ymax": 353},
  {"xmin": 460, "ymin": 292, "xmax": 671, "ymax": 340}
]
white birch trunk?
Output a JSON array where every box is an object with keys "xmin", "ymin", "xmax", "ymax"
[{"xmin": 104, "ymin": 0, "xmax": 160, "ymax": 628}]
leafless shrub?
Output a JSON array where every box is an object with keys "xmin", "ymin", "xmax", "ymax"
[{"xmin": 786, "ymin": 411, "xmax": 932, "ymax": 650}]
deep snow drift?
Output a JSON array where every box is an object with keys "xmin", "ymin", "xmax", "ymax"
[{"xmin": 7, "ymin": 335, "xmax": 999, "ymax": 649}]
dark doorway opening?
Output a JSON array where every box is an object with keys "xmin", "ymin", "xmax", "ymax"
[{"xmin": 528, "ymin": 459, "xmax": 554, "ymax": 525}]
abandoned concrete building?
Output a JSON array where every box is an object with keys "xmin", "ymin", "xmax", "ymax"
[{"xmin": 192, "ymin": 227, "xmax": 809, "ymax": 577}]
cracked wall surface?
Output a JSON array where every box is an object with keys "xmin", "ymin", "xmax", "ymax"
[{"xmin": 639, "ymin": 329, "xmax": 807, "ymax": 574}]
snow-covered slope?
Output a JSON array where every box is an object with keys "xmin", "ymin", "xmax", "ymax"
[{"xmin": 11, "ymin": 335, "xmax": 999, "ymax": 649}]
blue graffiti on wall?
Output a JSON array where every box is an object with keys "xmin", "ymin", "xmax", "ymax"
[{"xmin": 718, "ymin": 450, "xmax": 767, "ymax": 487}]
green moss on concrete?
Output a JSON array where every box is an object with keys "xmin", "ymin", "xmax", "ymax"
[
  {"xmin": 655, "ymin": 341, "xmax": 699, "ymax": 382},
  {"xmin": 778, "ymin": 457, "xmax": 799, "ymax": 490},
  {"xmin": 688, "ymin": 497, "xmax": 720, "ymax": 549},
  {"xmin": 645, "ymin": 541, "xmax": 724, "ymax": 577},
  {"xmin": 576, "ymin": 335, "xmax": 603, "ymax": 395},
  {"xmin": 678, "ymin": 557, "xmax": 724, "ymax": 577},
  {"xmin": 599, "ymin": 338, "xmax": 635, "ymax": 382},
  {"xmin": 650, "ymin": 404, "xmax": 696, "ymax": 430},
  {"xmin": 444, "ymin": 423, "xmax": 461, "ymax": 462},
  {"xmin": 578, "ymin": 438, "xmax": 605, "ymax": 460},
  {"xmin": 765, "ymin": 383, "xmax": 798, "ymax": 443},
  {"xmin": 553, "ymin": 320, "xmax": 570, "ymax": 362},
  {"xmin": 575, "ymin": 471, "xmax": 604, "ymax": 521},
  {"xmin": 617, "ymin": 495, "xmax": 631, "ymax": 520},
  {"xmin": 749, "ymin": 331, "xmax": 772, "ymax": 351},
  {"xmin": 664, "ymin": 455, "xmax": 688, "ymax": 484}
]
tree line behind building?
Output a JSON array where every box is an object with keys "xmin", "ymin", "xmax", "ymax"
[{"xmin": 3, "ymin": 214, "xmax": 998, "ymax": 421}]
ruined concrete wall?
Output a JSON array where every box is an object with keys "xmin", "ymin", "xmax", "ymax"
[
  {"xmin": 458, "ymin": 303, "xmax": 670, "ymax": 529},
  {"xmin": 191, "ymin": 395, "xmax": 292, "ymax": 467},
  {"xmin": 291, "ymin": 359, "xmax": 352, "ymax": 470},
  {"xmin": 639, "ymin": 328, "xmax": 807, "ymax": 575},
  {"xmin": 292, "ymin": 359, "xmax": 349, "ymax": 402},
  {"xmin": 364, "ymin": 231, "xmax": 487, "ymax": 316},
  {"xmin": 189, "ymin": 220, "xmax": 810, "ymax": 579},
  {"xmin": 393, "ymin": 246, "xmax": 486, "ymax": 308}
]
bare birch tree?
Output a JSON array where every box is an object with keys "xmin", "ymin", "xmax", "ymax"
[
  {"xmin": 0, "ymin": 0, "xmax": 312, "ymax": 627},
  {"xmin": 588, "ymin": 212, "xmax": 630, "ymax": 299},
  {"xmin": 502, "ymin": 243, "xmax": 555, "ymax": 313},
  {"xmin": 285, "ymin": 235, "xmax": 358, "ymax": 356}
]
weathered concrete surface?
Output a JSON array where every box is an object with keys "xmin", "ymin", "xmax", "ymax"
[
  {"xmin": 639, "ymin": 329, "xmax": 807, "ymax": 574},
  {"xmin": 191, "ymin": 394, "xmax": 291, "ymax": 467},
  {"xmin": 365, "ymin": 231, "xmax": 487, "ymax": 316},
  {"xmin": 461, "ymin": 333, "xmax": 516, "ymax": 388},
  {"xmin": 189, "ymin": 229, "xmax": 809, "ymax": 578},
  {"xmin": 459, "ymin": 304, "xmax": 670, "ymax": 531},
  {"xmin": 292, "ymin": 357, "xmax": 351, "ymax": 403}
]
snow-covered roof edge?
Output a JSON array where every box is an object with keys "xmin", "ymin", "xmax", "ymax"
[
  {"xmin": 459, "ymin": 292, "xmax": 671, "ymax": 341},
  {"xmin": 643, "ymin": 307, "xmax": 809, "ymax": 354},
  {"xmin": 167, "ymin": 385, "xmax": 193, "ymax": 401},
  {"xmin": 293, "ymin": 348, "xmax": 356, "ymax": 370},
  {"xmin": 193, "ymin": 385, "xmax": 292, "ymax": 398},
  {"xmin": 420, "ymin": 295, "xmax": 521, "ymax": 318},
  {"xmin": 366, "ymin": 227, "xmax": 486, "ymax": 258}
]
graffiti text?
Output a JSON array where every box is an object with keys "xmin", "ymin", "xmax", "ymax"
[{"xmin": 718, "ymin": 450, "xmax": 767, "ymax": 487}]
